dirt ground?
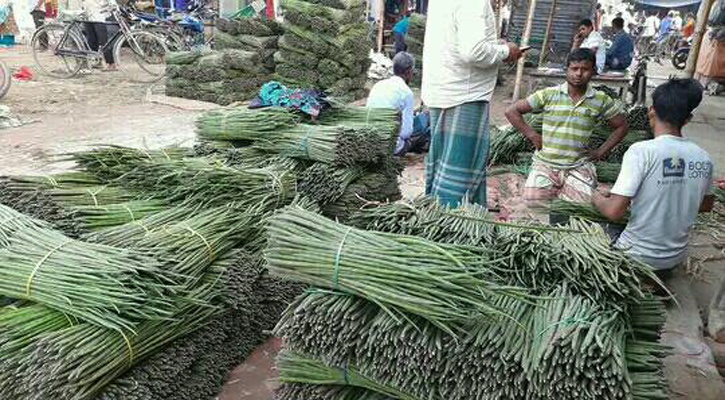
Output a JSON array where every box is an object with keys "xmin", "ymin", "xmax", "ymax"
[
  {"xmin": 0, "ymin": 45, "xmax": 201, "ymax": 175},
  {"xmin": 2, "ymin": 44, "xmax": 725, "ymax": 399}
]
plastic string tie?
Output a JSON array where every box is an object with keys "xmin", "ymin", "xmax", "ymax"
[
  {"xmin": 343, "ymin": 364, "xmax": 350, "ymax": 385},
  {"xmin": 46, "ymin": 175, "xmax": 58, "ymax": 188},
  {"xmin": 222, "ymin": 111, "xmax": 229, "ymax": 134},
  {"xmin": 133, "ymin": 220, "xmax": 151, "ymax": 236},
  {"xmin": 183, "ymin": 224, "xmax": 214, "ymax": 262},
  {"xmin": 87, "ymin": 188, "xmax": 99, "ymax": 207},
  {"xmin": 263, "ymin": 169, "xmax": 284, "ymax": 208},
  {"xmin": 299, "ymin": 126, "xmax": 314, "ymax": 159},
  {"xmin": 124, "ymin": 205, "xmax": 136, "ymax": 222},
  {"xmin": 26, "ymin": 240, "xmax": 73, "ymax": 296},
  {"xmin": 62, "ymin": 312, "xmax": 76, "ymax": 327},
  {"xmin": 332, "ymin": 227, "xmax": 353, "ymax": 290},
  {"xmin": 119, "ymin": 331, "xmax": 135, "ymax": 363}
]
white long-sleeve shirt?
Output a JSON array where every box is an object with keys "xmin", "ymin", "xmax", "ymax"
[
  {"xmin": 422, "ymin": 0, "xmax": 510, "ymax": 109},
  {"xmin": 366, "ymin": 75, "xmax": 415, "ymax": 154}
]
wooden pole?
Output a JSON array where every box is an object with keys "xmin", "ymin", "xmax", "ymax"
[
  {"xmin": 377, "ymin": 0, "xmax": 385, "ymax": 52},
  {"xmin": 684, "ymin": 0, "xmax": 715, "ymax": 78},
  {"xmin": 494, "ymin": 0, "xmax": 501, "ymax": 39},
  {"xmin": 538, "ymin": 0, "xmax": 557, "ymax": 67},
  {"xmin": 512, "ymin": 0, "xmax": 537, "ymax": 101}
]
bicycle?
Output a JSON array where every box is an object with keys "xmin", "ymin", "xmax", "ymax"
[
  {"xmin": 127, "ymin": 0, "xmax": 216, "ymax": 51},
  {"xmin": 31, "ymin": 2, "xmax": 168, "ymax": 82},
  {"xmin": 0, "ymin": 61, "xmax": 10, "ymax": 100}
]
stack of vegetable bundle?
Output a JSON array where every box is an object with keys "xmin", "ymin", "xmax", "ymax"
[
  {"xmin": 268, "ymin": 204, "xmax": 670, "ymax": 400},
  {"xmin": 407, "ymin": 13, "xmax": 426, "ymax": 87},
  {"xmin": 166, "ymin": 49, "xmax": 274, "ymax": 105},
  {"xmin": 165, "ymin": 17, "xmax": 281, "ymax": 105},
  {"xmin": 194, "ymin": 105, "xmax": 403, "ymax": 220},
  {"xmin": 0, "ymin": 203, "xmax": 233, "ymax": 400},
  {"xmin": 0, "ymin": 200, "xmax": 305, "ymax": 400},
  {"xmin": 93, "ymin": 250, "xmax": 305, "ymax": 400},
  {"xmin": 277, "ymin": 0, "xmax": 370, "ymax": 100},
  {"xmin": 0, "ymin": 147, "xmax": 190, "ymax": 235},
  {"xmin": 275, "ymin": 289, "xmax": 668, "ymax": 400}
]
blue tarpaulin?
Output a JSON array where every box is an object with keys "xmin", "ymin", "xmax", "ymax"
[{"xmin": 635, "ymin": 0, "xmax": 702, "ymax": 7}]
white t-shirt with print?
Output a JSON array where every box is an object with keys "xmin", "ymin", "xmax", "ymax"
[{"xmin": 611, "ymin": 135, "xmax": 713, "ymax": 270}]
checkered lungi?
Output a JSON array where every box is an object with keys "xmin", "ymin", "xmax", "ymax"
[
  {"xmin": 425, "ymin": 101, "xmax": 490, "ymax": 208},
  {"xmin": 523, "ymin": 158, "xmax": 597, "ymax": 203}
]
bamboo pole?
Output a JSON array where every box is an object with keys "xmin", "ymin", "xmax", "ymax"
[
  {"xmin": 538, "ymin": 0, "xmax": 557, "ymax": 67},
  {"xmin": 512, "ymin": 0, "xmax": 537, "ymax": 101},
  {"xmin": 684, "ymin": 0, "xmax": 716, "ymax": 78},
  {"xmin": 495, "ymin": 0, "xmax": 502, "ymax": 39},
  {"xmin": 377, "ymin": 0, "xmax": 385, "ymax": 53}
]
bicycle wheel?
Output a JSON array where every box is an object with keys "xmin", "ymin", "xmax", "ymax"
[
  {"xmin": 672, "ymin": 49, "xmax": 688, "ymax": 70},
  {"xmin": 0, "ymin": 61, "xmax": 10, "ymax": 100},
  {"xmin": 31, "ymin": 24, "xmax": 85, "ymax": 79},
  {"xmin": 114, "ymin": 31, "xmax": 168, "ymax": 83}
]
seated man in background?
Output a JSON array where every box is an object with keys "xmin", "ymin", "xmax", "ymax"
[
  {"xmin": 594, "ymin": 79, "xmax": 713, "ymax": 271},
  {"xmin": 606, "ymin": 17, "xmax": 634, "ymax": 71},
  {"xmin": 505, "ymin": 49, "xmax": 629, "ymax": 204},
  {"xmin": 573, "ymin": 19, "xmax": 605, "ymax": 74},
  {"xmin": 366, "ymin": 52, "xmax": 415, "ymax": 156}
]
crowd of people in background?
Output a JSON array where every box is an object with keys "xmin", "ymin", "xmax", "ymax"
[{"xmin": 577, "ymin": 3, "xmax": 697, "ymax": 74}]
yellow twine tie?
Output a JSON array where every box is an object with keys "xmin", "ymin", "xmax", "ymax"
[
  {"xmin": 183, "ymin": 225, "xmax": 214, "ymax": 262},
  {"xmin": 133, "ymin": 220, "xmax": 151, "ymax": 235},
  {"xmin": 86, "ymin": 189, "xmax": 99, "ymax": 207},
  {"xmin": 46, "ymin": 175, "xmax": 58, "ymax": 188},
  {"xmin": 26, "ymin": 240, "xmax": 72, "ymax": 296},
  {"xmin": 124, "ymin": 205, "xmax": 136, "ymax": 222},
  {"xmin": 120, "ymin": 331, "xmax": 135, "ymax": 363},
  {"xmin": 62, "ymin": 312, "xmax": 76, "ymax": 326}
]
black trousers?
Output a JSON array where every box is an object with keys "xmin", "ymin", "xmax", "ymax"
[
  {"xmin": 83, "ymin": 22, "xmax": 119, "ymax": 64},
  {"xmin": 31, "ymin": 10, "xmax": 48, "ymax": 49},
  {"xmin": 393, "ymin": 32, "xmax": 407, "ymax": 54}
]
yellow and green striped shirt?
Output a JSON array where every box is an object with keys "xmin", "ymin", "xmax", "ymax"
[{"xmin": 526, "ymin": 83, "xmax": 623, "ymax": 166}]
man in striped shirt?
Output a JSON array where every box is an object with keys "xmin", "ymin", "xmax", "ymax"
[{"xmin": 505, "ymin": 49, "xmax": 629, "ymax": 203}]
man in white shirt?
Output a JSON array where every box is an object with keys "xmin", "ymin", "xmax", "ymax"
[
  {"xmin": 573, "ymin": 19, "xmax": 605, "ymax": 74},
  {"xmin": 640, "ymin": 12, "xmax": 660, "ymax": 52},
  {"xmin": 593, "ymin": 79, "xmax": 713, "ymax": 271},
  {"xmin": 422, "ymin": 0, "xmax": 522, "ymax": 207},
  {"xmin": 366, "ymin": 52, "xmax": 416, "ymax": 156},
  {"xmin": 672, "ymin": 11, "xmax": 683, "ymax": 31}
]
